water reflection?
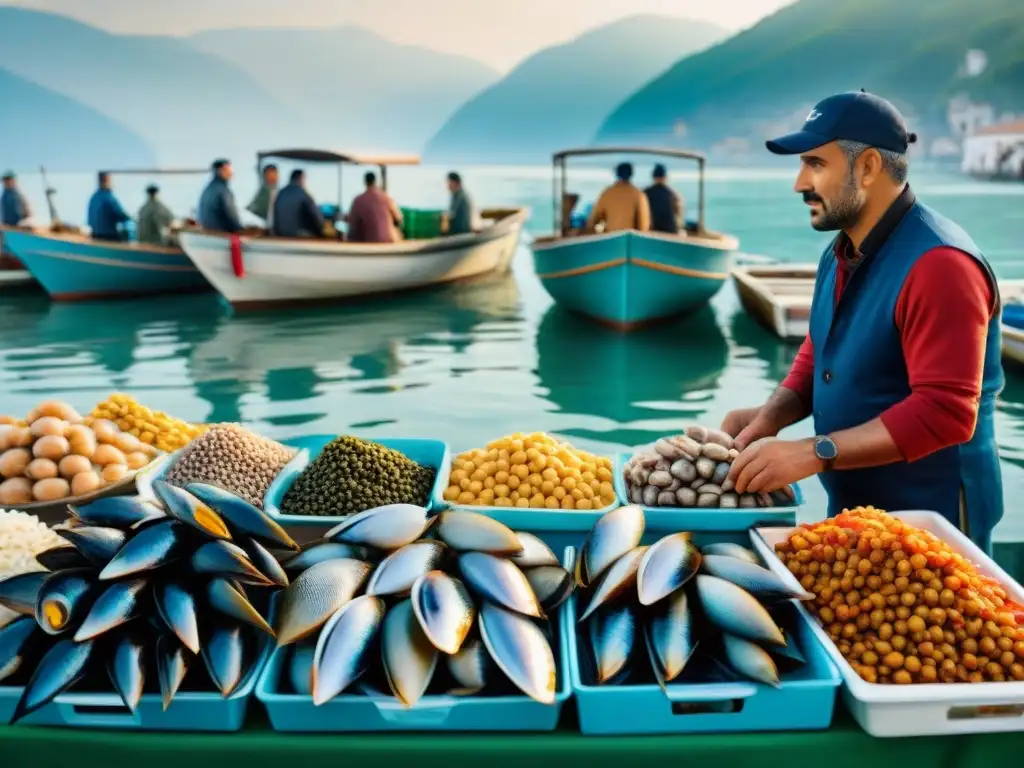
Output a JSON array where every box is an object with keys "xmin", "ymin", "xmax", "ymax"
[
  {"xmin": 534, "ymin": 304, "xmax": 728, "ymax": 445},
  {"xmin": 727, "ymin": 306, "xmax": 801, "ymax": 383},
  {"xmin": 186, "ymin": 273, "xmax": 523, "ymax": 427}
]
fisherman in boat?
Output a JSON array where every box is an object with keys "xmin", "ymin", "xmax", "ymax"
[
  {"xmin": 271, "ymin": 169, "xmax": 326, "ymax": 238},
  {"xmin": 246, "ymin": 163, "xmax": 279, "ymax": 231},
  {"xmin": 87, "ymin": 171, "xmax": 131, "ymax": 242},
  {"xmin": 442, "ymin": 172, "xmax": 474, "ymax": 236},
  {"xmin": 720, "ymin": 90, "xmax": 1004, "ymax": 554},
  {"xmin": 197, "ymin": 159, "xmax": 243, "ymax": 234},
  {"xmin": 585, "ymin": 162, "xmax": 651, "ymax": 234},
  {"xmin": 137, "ymin": 184, "xmax": 175, "ymax": 246},
  {"xmin": 347, "ymin": 171, "xmax": 403, "ymax": 243},
  {"xmin": 1, "ymin": 172, "xmax": 31, "ymax": 227},
  {"xmin": 644, "ymin": 163, "xmax": 683, "ymax": 235}
]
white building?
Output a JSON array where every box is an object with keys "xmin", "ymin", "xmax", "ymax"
[
  {"xmin": 961, "ymin": 120, "xmax": 1024, "ymax": 178},
  {"xmin": 947, "ymin": 95, "xmax": 996, "ymax": 139}
]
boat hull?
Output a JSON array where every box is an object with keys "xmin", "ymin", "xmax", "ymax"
[
  {"xmin": 1, "ymin": 230, "xmax": 210, "ymax": 301},
  {"xmin": 177, "ymin": 209, "xmax": 527, "ymax": 310},
  {"xmin": 531, "ymin": 230, "xmax": 735, "ymax": 329},
  {"xmin": 1002, "ymin": 324, "xmax": 1024, "ymax": 367},
  {"xmin": 731, "ymin": 264, "xmax": 818, "ymax": 341}
]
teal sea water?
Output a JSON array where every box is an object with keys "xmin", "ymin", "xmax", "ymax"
[{"xmin": 2, "ymin": 164, "xmax": 1024, "ymax": 564}]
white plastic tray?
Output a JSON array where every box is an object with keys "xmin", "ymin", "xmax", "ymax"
[{"xmin": 751, "ymin": 511, "xmax": 1024, "ymax": 737}]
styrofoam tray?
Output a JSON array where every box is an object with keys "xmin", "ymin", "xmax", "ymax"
[
  {"xmin": 751, "ymin": 510, "xmax": 1024, "ymax": 737},
  {"xmin": 612, "ymin": 452, "xmax": 803, "ymax": 531}
]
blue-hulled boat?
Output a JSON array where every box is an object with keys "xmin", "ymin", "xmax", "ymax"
[
  {"xmin": 3, "ymin": 228, "xmax": 210, "ymax": 301},
  {"xmin": 531, "ymin": 147, "xmax": 739, "ymax": 330}
]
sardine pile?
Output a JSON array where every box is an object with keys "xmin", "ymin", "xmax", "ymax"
[
  {"xmin": 576, "ymin": 505, "xmax": 812, "ymax": 691},
  {"xmin": 0, "ymin": 480, "xmax": 300, "ymax": 723},
  {"xmin": 274, "ymin": 507, "xmax": 570, "ymax": 706},
  {"xmin": 280, "ymin": 436, "xmax": 436, "ymax": 518},
  {"xmin": 622, "ymin": 425, "xmax": 797, "ymax": 509}
]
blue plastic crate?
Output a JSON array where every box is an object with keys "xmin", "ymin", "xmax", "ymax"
[
  {"xmin": 263, "ymin": 435, "xmax": 451, "ymax": 528},
  {"xmin": 0, "ymin": 626, "xmax": 273, "ymax": 731},
  {"xmin": 568, "ymin": 529, "xmax": 841, "ymax": 735},
  {"xmin": 255, "ymin": 548, "xmax": 575, "ymax": 732},
  {"xmin": 612, "ymin": 451, "xmax": 803, "ymax": 531}
]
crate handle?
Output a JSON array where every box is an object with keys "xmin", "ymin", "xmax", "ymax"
[
  {"xmin": 58, "ymin": 701, "xmax": 142, "ymax": 727},
  {"xmin": 372, "ymin": 696, "xmax": 455, "ymax": 725},
  {"xmin": 947, "ymin": 703, "xmax": 1024, "ymax": 721},
  {"xmin": 663, "ymin": 682, "xmax": 758, "ymax": 705}
]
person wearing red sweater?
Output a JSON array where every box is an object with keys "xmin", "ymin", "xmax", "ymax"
[{"xmin": 722, "ymin": 91, "xmax": 1004, "ymax": 553}]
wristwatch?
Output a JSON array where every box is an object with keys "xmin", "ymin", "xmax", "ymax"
[{"xmin": 813, "ymin": 435, "xmax": 838, "ymax": 471}]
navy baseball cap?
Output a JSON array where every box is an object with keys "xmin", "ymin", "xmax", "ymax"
[{"xmin": 766, "ymin": 90, "xmax": 917, "ymax": 155}]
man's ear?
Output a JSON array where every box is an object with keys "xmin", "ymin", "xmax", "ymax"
[{"xmin": 858, "ymin": 148, "xmax": 884, "ymax": 189}]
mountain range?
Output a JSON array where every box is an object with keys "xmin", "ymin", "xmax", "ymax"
[
  {"xmin": 187, "ymin": 26, "xmax": 498, "ymax": 155},
  {"xmin": 596, "ymin": 0, "xmax": 1024, "ymax": 155},
  {"xmin": 422, "ymin": 15, "xmax": 728, "ymax": 164},
  {"xmin": 0, "ymin": 66, "xmax": 154, "ymax": 171},
  {"xmin": 0, "ymin": 7, "xmax": 498, "ymax": 168},
  {"xmin": 1, "ymin": 1, "xmax": 1021, "ymax": 172}
]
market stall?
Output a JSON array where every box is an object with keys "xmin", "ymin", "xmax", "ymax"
[{"xmin": 2, "ymin": 397, "xmax": 1024, "ymax": 763}]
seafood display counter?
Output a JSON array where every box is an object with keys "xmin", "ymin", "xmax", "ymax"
[
  {"xmin": 0, "ymin": 708, "xmax": 1020, "ymax": 768},
  {"xmin": 2, "ymin": 400, "xmax": 1024, "ymax": 763}
]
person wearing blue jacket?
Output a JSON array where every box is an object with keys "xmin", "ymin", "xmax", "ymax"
[
  {"xmin": 271, "ymin": 169, "xmax": 325, "ymax": 238},
  {"xmin": 1, "ymin": 172, "xmax": 31, "ymax": 226},
  {"xmin": 197, "ymin": 159, "xmax": 243, "ymax": 234},
  {"xmin": 87, "ymin": 172, "xmax": 131, "ymax": 241}
]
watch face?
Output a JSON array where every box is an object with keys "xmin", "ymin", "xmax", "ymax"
[{"xmin": 816, "ymin": 437, "xmax": 838, "ymax": 460}]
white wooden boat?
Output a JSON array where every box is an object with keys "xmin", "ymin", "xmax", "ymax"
[
  {"xmin": 733, "ymin": 264, "xmax": 1024, "ymax": 367},
  {"xmin": 178, "ymin": 149, "xmax": 528, "ymax": 310},
  {"xmin": 731, "ymin": 263, "xmax": 817, "ymax": 341}
]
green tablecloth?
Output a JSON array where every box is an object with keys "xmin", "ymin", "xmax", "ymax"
[{"xmin": 2, "ymin": 706, "xmax": 1021, "ymax": 768}]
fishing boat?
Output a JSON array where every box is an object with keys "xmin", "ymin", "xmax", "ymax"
[
  {"xmin": 530, "ymin": 147, "xmax": 738, "ymax": 331},
  {"xmin": 731, "ymin": 263, "xmax": 818, "ymax": 341},
  {"xmin": 0, "ymin": 226, "xmax": 35, "ymax": 291},
  {"xmin": 732, "ymin": 264, "xmax": 1024, "ymax": 366},
  {"xmin": 1, "ymin": 167, "xmax": 211, "ymax": 301},
  {"xmin": 177, "ymin": 149, "xmax": 529, "ymax": 311}
]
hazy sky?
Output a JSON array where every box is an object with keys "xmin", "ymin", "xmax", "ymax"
[{"xmin": 2, "ymin": 0, "xmax": 797, "ymax": 71}]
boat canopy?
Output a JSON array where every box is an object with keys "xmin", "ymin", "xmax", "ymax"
[
  {"xmin": 255, "ymin": 149, "xmax": 421, "ymax": 197},
  {"xmin": 550, "ymin": 146, "xmax": 707, "ymax": 236},
  {"xmin": 98, "ymin": 168, "xmax": 210, "ymax": 175}
]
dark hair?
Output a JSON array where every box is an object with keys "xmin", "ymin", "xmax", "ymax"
[
  {"xmin": 290, "ymin": 169, "xmax": 304, "ymax": 183},
  {"xmin": 211, "ymin": 158, "xmax": 230, "ymax": 171},
  {"xmin": 652, "ymin": 163, "xmax": 667, "ymax": 179},
  {"xmin": 1, "ymin": 172, "xmax": 13, "ymax": 182},
  {"xmin": 615, "ymin": 162, "xmax": 633, "ymax": 181},
  {"xmin": 447, "ymin": 171, "xmax": 461, "ymax": 184},
  {"xmin": 146, "ymin": 184, "xmax": 159, "ymax": 196},
  {"xmin": 262, "ymin": 163, "xmax": 278, "ymax": 176},
  {"xmin": 364, "ymin": 171, "xmax": 377, "ymax": 186},
  {"xmin": 97, "ymin": 171, "xmax": 110, "ymax": 186}
]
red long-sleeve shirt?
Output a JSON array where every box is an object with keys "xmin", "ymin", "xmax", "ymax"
[{"xmin": 781, "ymin": 245, "xmax": 997, "ymax": 462}]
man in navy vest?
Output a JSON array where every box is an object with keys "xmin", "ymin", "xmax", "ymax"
[{"xmin": 721, "ymin": 91, "xmax": 1004, "ymax": 554}]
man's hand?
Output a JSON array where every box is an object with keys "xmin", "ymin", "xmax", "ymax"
[
  {"xmin": 720, "ymin": 407, "xmax": 778, "ymax": 450},
  {"xmin": 728, "ymin": 437, "xmax": 824, "ymax": 494}
]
